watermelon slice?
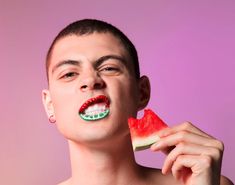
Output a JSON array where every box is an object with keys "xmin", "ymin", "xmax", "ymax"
[{"xmin": 128, "ymin": 109, "xmax": 168, "ymax": 151}]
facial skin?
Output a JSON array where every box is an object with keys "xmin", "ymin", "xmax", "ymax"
[{"xmin": 42, "ymin": 33, "xmax": 150, "ymax": 148}]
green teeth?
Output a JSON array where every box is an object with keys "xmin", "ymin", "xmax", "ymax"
[
  {"xmin": 99, "ymin": 113, "xmax": 104, "ymax": 117},
  {"xmin": 79, "ymin": 109, "xmax": 110, "ymax": 121}
]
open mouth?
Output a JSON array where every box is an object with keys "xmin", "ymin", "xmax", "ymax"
[{"xmin": 79, "ymin": 95, "xmax": 110, "ymax": 121}]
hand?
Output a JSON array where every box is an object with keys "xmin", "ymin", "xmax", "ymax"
[{"xmin": 151, "ymin": 122, "xmax": 224, "ymax": 185}]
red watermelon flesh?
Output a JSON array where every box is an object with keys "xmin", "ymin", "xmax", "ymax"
[{"xmin": 128, "ymin": 109, "xmax": 168, "ymax": 151}]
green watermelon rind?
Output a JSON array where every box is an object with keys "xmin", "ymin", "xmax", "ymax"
[{"xmin": 132, "ymin": 133, "xmax": 160, "ymax": 151}]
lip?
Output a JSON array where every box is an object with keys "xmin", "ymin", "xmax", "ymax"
[{"xmin": 79, "ymin": 95, "xmax": 110, "ymax": 113}]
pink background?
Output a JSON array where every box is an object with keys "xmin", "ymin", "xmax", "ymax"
[{"xmin": 1, "ymin": 0, "xmax": 234, "ymax": 184}]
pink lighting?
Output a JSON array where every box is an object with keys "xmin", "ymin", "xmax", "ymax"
[{"xmin": 1, "ymin": 1, "xmax": 234, "ymax": 184}]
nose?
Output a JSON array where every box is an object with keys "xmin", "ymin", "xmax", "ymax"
[{"xmin": 80, "ymin": 71, "xmax": 105, "ymax": 92}]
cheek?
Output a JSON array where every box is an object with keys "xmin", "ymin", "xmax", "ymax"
[
  {"xmin": 50, "ymin": 85, "xmax": 79, "ymax": 121},
  {"xmin": 50, "ymin": 87, "xmax": 81, "ymax": 137},
  {"xmin": 110, "ymin": 78, "xmax": 139, "ymax": 114}
]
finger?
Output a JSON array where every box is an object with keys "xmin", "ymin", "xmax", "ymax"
[
  {"xmin": 162, "ymin": 142, "xmax": 223, "ymax": 174},
  {"xmin": 157, "ymin": 121, "xmax": 212, "ymax": 139},
  {"xmin": 151, "ymin": 130, "xmax": 223, "ymax": 152},
  {"xmin": 171, "ymin": 155, "xmax": 213, "ymax": 183}
]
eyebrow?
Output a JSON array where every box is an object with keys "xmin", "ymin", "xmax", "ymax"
[
  {"xmin": 94, "ymin": 55, "xmax": 127, "ymax": 68},
  {"xmin": 51, "ymin": 54, "xmax": 127, "ymax": 74},
  {"xmin": 51, "ymin": 59, "xmax": 80, "ymax": 74}
]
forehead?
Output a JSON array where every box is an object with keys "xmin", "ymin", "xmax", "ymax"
[{"xmin": 50, "ymin": 33, "xmax": 128, "ymax": 67}]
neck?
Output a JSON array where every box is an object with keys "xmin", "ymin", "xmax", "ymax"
[{"xmin": 67, "ymin": 134, "xmax": 144, "ymax": 185}]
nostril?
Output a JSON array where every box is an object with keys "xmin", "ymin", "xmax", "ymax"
[
  {"xmin": 81, "ymin": 85, "xmax": 88, "ymax": 89},
  {"xmin": 80, "ymin": 80, "xmax": 105, "ymax": 91},
  {"xmin": 94, "ymin": 83, "xmax": 104, "ymax": 89}
]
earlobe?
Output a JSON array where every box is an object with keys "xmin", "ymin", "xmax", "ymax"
[
  {"xmin": 42, "ymin": 89, "xmax": 55, "ymax": 118},
  {"xmin": 137, "ymin": 76, "xmax": 151, "ymax": 111}
]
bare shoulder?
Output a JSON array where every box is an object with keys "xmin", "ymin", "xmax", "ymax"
[{"xmin": 220, "ymin": 175, "xmax": 234, "ymax": 185}]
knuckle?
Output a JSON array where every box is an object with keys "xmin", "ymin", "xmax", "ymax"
[
  {"xmin": 182, "ymin": 121, "xmax": 193, "ymax": 129},
  {"xmin": 177, "ymin": 142, "xmax": 187, "ymax": 149},
  {"xmin": 209, "ymin": 148, "xmax": 221, "ymax": 160},
  {"xmin": 216, "ymin": 140, "xmax": 224, "ymax": 151},
  {"xmin": 170, "ymin": 144, "xmax": 185, "ymax": 160},
  {"xmin": 176, "ymin": 155, "xmax": 185, "ymax": 163},
  {"xmin": 177, "ymin": 130, "xmax": 188, "ymax": 141},
  {"xmin": 202, "ymin": 155, "xmax": 212, "ymax": 167},
  {"xmin": 167, "ymin": 153, "xmax": 176, "ymax": 163}
]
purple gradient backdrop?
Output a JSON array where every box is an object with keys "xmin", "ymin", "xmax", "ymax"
[{"xmin": 1, "ymin": 1, "xmax": 234, "ymax": 184}]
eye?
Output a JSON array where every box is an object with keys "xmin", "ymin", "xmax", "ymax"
[
  {"xmin": 101, "ymin": 67, "xmax": 119, "ymax": 71},
  {"xmin": 99, "ymin": 65, "xmax": 121, "ymax": 76},
  {"xmin": 60, "ymin": 72, "xmax": 79, "ymax": 80}
]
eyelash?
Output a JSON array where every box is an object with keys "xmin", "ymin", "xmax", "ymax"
[
  {"xmin": 100, "ymin": 66, "xmax": 119, "ymax": 72},
  {"xmin": 58, "ymin": 65, "xmax": 121, "ymax": 81},
  {"xmin": 60, "ymin": 72, "xmax": 79, "ymax": 79}
]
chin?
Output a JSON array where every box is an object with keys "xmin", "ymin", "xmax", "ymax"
[{"xmin": 65, "ymin": 120, "xmax": 129, "ymax": 147}]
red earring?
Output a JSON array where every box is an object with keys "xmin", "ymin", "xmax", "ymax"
[{"xmin": 49, "ymin": 115, "xmax": 56, "ymax": 123}]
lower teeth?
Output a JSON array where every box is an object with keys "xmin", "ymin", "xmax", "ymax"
[{"xmin": 79, "ymin": 109, "xmax": 109, "ymax": 121}]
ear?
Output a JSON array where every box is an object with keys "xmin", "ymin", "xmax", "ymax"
[
  {"xmin": 42, "ymin": 89, "xmax": 55, "ymax": 118},
  {"xmin": 137, "ymin": 75, "xmax": 151, "ymax": 111}
]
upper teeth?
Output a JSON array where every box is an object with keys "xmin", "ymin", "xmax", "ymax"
[{"xmin": 84, "ymin": 104, "xmax": 106, "ymax": 116}]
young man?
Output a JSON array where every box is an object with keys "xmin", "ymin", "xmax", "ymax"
[{"xmin": 42, "ymin": 19, "xmax": 233, "ymax": 185}]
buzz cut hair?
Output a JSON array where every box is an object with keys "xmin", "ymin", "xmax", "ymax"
[{"xmin": 46, "ymin": 19, "xmax": 140, "ymax": 81}]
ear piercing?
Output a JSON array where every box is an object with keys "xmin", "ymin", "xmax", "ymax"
[{"xmin": 49, "ymin": 115, "xmax": 56, "ymax": 123}]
